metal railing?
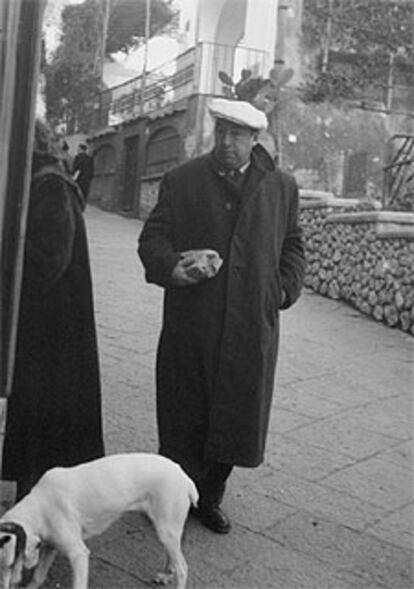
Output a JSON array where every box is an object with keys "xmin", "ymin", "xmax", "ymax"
[
  {"xmin": 383, "ymin": 134, "xmax": 414, "ymax": 210},
  {"xmin": 95, "ymin": 41, "xmax": 270, "ymax": 127}
]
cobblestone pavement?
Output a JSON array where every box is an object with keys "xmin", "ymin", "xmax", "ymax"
[{"xmin": 47, "ymin": 205, "xmax": 413, "ymax": 589}]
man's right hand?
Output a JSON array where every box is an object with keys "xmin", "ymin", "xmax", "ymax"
[{"xmin": 170, "ymin": 255, "xmax": 200, "ymax": 286}]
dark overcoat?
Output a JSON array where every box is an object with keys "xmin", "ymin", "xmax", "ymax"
[
  {"xmin": 2, "ymin": 164, "xmax": 104, "ymax": 497},
  {"xmin": 73, "ymin": 152, "xmax": 94, "ymax": 199},
  {"xmin": 138, "ymin": 145, "xmax": 305, "ymax": 473}
]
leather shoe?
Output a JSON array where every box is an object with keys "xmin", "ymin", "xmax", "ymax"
[{"xmin": 193, "ymin": 504, "xmax": 231, "ymax": 534}]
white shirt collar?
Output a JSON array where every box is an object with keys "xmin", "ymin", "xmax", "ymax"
[{"xmin": 238, "ymin": 159, "xmax": 251, "ymax": 174}]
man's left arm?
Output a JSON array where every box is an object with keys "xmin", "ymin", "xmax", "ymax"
[{"xmin": 279, "ymin": 176, "xmax": 306, "ymax": 310}]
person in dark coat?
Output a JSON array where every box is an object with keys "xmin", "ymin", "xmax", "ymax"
[
  {"xmin": 2, "ymin": 120, "xmax": 104, "ymax": 500},
  {"xmin": 72, "ymin": 142, "xmax": 94, "ymax": 203},
  {"xmin": 138, "ymin": 98, "xmax": 306, "ymax": 534},
  {"xmin": 60, "ymin": 139, "xmax": 73, "ymax": 175}
]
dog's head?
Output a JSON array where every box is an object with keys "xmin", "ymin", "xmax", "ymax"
[{"xmin": 0, "ymin": 522, "xmax": 40, "ymax": 588}]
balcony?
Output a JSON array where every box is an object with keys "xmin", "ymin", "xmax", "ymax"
[{"xmin": 95, "ymin": 41, "xmax": 271, "ymax": 128}]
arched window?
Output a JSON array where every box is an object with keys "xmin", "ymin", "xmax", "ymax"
[{"xmin": 145, "ymin": 127, "xmax": 180, "ymax": 177}]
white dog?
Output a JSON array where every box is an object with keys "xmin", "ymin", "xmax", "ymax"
[{"xmin": 0, "ymin": 453, "xmax": 198, "ymax": 589}]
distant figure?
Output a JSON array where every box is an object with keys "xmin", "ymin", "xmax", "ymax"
[
  {"xmin": 73, "ymin": 142, "xmax": 94, "ymax": 203},
  {"xmin": 60, "ymin": 140, "xmax": 73, "ymax": 175},
  {"xmin": 2, "ymin": 120, "xmax": 105, "ymax": 500}
]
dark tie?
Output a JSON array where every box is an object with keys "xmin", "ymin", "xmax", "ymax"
[
  {"xmin": 226, "ymin": 169, "xmax": 243, "ymax": 190},
  {"xmin": 229, "ymin": 169, "xmax": 241, "ymax": 180}
]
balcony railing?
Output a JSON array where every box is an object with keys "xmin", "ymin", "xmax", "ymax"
[
  {"xmin": 94, "ymin": 41, "xmax": 271, "ymax": 128},
  {"xmin": 383, "ymin": 134, "xmax": 414, "ymax": 210}
]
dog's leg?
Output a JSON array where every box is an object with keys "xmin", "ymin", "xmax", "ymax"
[
  {"xmin": 152, "ymin": 549, "xmax": 175, "ymax": 586},
  {"xmin": 24, "ymin": 545, "xmax": 57, "ymax": 589},
  {"xmin": 1, "ymin": 569, "xmax": 12, "ymax": 589},
  {"xmin": 152, "ymin": 529, "xmax": 187, "ymax": 589},
  {"xmin": 63, "ymin": 541, "xmax": 90, "ymax": 589},
  {"xmin": 151, "ymin": 501, "xmax": 189, "ymax": 589}
]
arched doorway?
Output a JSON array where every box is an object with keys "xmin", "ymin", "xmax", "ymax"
[
  {"xmin": 139, "ymin": 126, "xmax": 181, "ymax": 219},
  {"xmin": 145, "ymin": 126, "xmax": 181, "ymax": 176},
  {"xmin": 91, "ymin": 143, "xmax": 117, "ymax": 210},
  {"xmin": 122, "ymin": 134, "xmax": 140, "ymax": 212}
]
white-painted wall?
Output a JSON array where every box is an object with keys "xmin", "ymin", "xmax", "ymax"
[{"xmin": 178, "ymin": 0, "xmax": 278, "ymax": 62}]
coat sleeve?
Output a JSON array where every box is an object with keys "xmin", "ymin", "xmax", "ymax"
[
  {"xmin": 24, "ymin": 175, "xmax": 76, "ymax": 294},
  {"xmin": 138, "ymin": 174, "xmax": 181, "ymax": 287},
  {"xmin": 72, "ymin": 154, "xmax": 80, "ymax": 174},
  {"xmin": 279, "ymin": 175, "xmax": 306, "ymax": 310}
]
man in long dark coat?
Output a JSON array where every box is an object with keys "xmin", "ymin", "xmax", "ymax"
[
  {"xmin": 2, "ymin": 120, "xmax": 104, "ymax": 499},
  {"xmin": 72, "ymin": 143, "xmax": 94, "ymax": 203},
  {"xmin": 138, "ymin": 99, "xmax": 306, "ymax": 534}
]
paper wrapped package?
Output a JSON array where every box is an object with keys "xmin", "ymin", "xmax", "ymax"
[{"xmin": 180, "ymin": 249, "xmax": 223, "ymax": 281}]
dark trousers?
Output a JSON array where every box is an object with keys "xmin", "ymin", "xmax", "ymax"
[{"xmin": 197, "ymin": 462, "xmax": 233, "ymax": 507}]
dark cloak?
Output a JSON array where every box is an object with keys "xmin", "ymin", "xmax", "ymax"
[
  {"xmin": 138, "ymin": 145, "xmax": 305, "ymax": 478},
  {"xmin": 2, "ymin": 162, "xmax": 104, "ymax": 497}
]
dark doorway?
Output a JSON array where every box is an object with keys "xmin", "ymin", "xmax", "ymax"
[{"xmin": 122, "ymin": 134, "xmax": 140, "ymax": 211}]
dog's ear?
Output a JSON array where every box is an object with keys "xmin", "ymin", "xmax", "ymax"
[
  {"xmin": 23, "ymin": 533, "xmax": 41, "ymax": 569},
  {"xmin": 0, "ymin": 532, "xmax": 17, "ymax": 568}
]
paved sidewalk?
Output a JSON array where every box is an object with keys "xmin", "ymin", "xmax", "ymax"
[{"xmin": 47, "ymin": 205, "xmax": 413, "ymax": 589}]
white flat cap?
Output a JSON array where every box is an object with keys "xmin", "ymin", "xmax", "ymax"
[{"xmin": 209, "ymin": 98, "xmax": 268, "ymax": 131}]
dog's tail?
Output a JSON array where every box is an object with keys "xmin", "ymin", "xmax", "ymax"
[{"xmin": 187, "ymin": 477, "xmax": 199, "ymax": 508}]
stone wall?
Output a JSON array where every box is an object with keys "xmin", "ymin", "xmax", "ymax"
[{"xmin": 300, "ymin": 199, "xmax": 414, "ymax": 335}]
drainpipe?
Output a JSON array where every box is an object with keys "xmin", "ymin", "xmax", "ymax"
[
  {"xmin": 96, "ymin": 0, "xmax": 111, "ymax": 86},
  {"xmin": 93, "ymin": 0, "xmax": 111, "ymax": 128},
  {"xmin": 321, "ymin": 0, "xmax": 333, "ymax": 74},
  {"xmin": 273, "ymin": 1, "xmax": 296, "ymax": 166},
  {"xmin": 386, "ymin": 51, "xmax": 394, "ymax": 113},
  {"xmin": 140, "ymin": 0, "xmax": 151, "ymax": 115}
]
